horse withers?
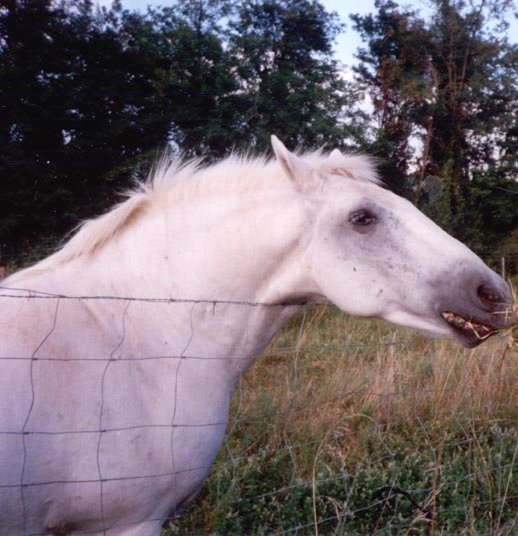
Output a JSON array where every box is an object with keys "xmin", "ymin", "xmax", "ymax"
[{"xmin": 0, "ymin": 136, "xmax": 514, "ymax": 535}]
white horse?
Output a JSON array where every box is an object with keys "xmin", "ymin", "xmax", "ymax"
[{"xmin": 0, "ymin": 137, "xmax": 514, "ymax": 535}]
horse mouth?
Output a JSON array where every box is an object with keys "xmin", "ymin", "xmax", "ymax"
[{"xmin": 441, "ymin": 311, "xmax": 499, "ymax": 347}]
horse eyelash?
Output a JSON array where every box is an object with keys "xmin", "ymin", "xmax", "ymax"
[{"xmin": 349, "ymin": 209, "xmax": 377, "ymax": 226}]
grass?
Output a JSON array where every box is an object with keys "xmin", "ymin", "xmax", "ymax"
[{"xmin": 165, "ymin": 279, "xmax": 518, "ymax": 535}]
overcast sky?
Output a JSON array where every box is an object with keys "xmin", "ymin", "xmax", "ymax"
[{"xmin": 95, "ymin": 0, "xmax": 518, "ymax": 69}]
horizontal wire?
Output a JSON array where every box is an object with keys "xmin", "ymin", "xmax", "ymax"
[{"xmin": 0, "ymin": 285, "xmax": 305, "ymax": 307}]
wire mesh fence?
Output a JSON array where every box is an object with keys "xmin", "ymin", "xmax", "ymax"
[{"xmin": 0, "ymin": 285, "xmax": 517, "ymax": 535}]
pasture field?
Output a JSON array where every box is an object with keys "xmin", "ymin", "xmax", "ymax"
[{"xmin": 167, "ymin": 280, "xmax": 518, "ymax": 535}]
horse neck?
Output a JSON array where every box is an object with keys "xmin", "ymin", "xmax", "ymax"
[
  {"xmin": 60, "ymin": 186, "xmax": 315, "ymax": 374},
  {"xmin": 117, "ymin": 187, "xmax": 315, "ymax": 303}
]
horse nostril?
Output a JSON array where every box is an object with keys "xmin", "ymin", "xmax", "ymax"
[{"xmin": 477, "ymin": 284, "xmax": 502, "ymax": 306}]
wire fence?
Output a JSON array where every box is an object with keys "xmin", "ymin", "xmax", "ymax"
[{"xmin": 0, "ymin": 286, "xmax": 517, "ymax": 535}]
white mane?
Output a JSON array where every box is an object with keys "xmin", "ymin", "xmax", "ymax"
[{"xmin": 6, "ymin": 149, "xmax": 378, "ymax": 283}]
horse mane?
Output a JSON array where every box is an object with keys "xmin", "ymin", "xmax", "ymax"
[{"xmin": 5, "ymin": 149, "xmax": 378, "ymax": 283}]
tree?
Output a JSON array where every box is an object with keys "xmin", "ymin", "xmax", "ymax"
[
  {"xmin": 0, "ymin": 0, "xmax": 172, "ymax": 261},
  {"xmin": 148, "ymin": 0, "xmax": 243, "ymax": 157},
  {"xmin": 419, "ymin": 0, "xmax": 518, "ymax": 241},
  {"xmin": 352, "ymin": 0, "xmax": 518, "ymax": 257},
  {"xmin": 228, "ymin": 0, "xmax": 351, "ymax": 152},
  {"xmin": 351, "ymin": 0, "xmax": 430, "ymax": 193}
]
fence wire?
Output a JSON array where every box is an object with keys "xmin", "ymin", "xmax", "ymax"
[{"xmin": 0, "ymin": 286, "xmax": 516, "ymax": 535}]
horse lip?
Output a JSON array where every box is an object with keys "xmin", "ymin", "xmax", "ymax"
[{"xmin": 440, "ymin": 310, "xmax": 503, "ymax": 347}]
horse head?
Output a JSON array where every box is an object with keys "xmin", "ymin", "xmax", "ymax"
[{"xmin": 272, "ymin": 136, "xmax": 515, "ymax": 348}]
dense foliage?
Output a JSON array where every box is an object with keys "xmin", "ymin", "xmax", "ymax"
[{"xmin": 1, "ymin": 0, "xmax": 517, "ymax": 270}]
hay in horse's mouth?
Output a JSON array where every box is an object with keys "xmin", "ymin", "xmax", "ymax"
[{"xmin": 441, "ymin": 311, "xmax": 497, "ymax": 341}]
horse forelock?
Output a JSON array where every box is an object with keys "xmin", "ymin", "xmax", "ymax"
[{"xmin": 6, "ymin": 149, "xmax": 378, "ymax": 282}]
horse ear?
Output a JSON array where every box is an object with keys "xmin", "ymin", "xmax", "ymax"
[
  {"xmin": 271, "ymin": 135, "xmax": 318, "ymax": 193},
  {"xmin": 327, "ymin": 148, "xmax": 354, "ymax": 178}
]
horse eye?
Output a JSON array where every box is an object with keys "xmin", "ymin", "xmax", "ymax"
[{"xmin": 349, "ymin": 209, "xmax": 377, "ymax": 227}]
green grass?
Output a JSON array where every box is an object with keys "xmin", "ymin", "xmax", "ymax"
[{"xmin": 164, "ymin": 289, "xmax": 518, "ymax": 535}]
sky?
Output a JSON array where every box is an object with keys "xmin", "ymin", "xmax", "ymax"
[{"xmin": 96, "ymin": 0, "xmax": 518, "ymax": 69}]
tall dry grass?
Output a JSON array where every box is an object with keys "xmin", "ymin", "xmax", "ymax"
[{"xmin": 235, "ymin": 297, "xmax": 517, "ymax": 466}]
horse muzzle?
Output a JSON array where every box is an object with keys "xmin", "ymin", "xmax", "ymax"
[{"xmin": 439, "ymin": 277, "xmax": 515, "ymax": 348}]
